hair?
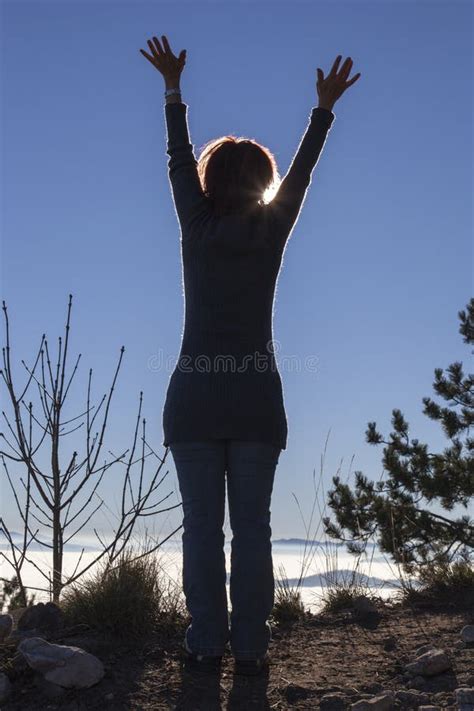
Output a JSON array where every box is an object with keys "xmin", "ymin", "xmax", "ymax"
[{"xmin": 196, "ymin": 135, "xmax": 280, "ymax": 217}]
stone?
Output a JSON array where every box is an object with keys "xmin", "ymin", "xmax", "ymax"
[
  {"xmin": 455, "ymin": 688, "xmax": 474, "ymax": 705},
  {"xmin": 461, "ymin": 625, "xmax": 474, "ymax": 644},
  {"xmin": 395, "ymin": 689, "xmax": 430, "ymax": 706},
  {"xmin": 418, "ymin": 707, "xmax": 440, "ymax": 710},
  {"xmin": 405, "ymin": 649, "xmax": 452, "ymax": 677},
  {"xmin": 383, "ymin": 636, "xmax": 397, "ymax": 652},
  {"xmin": 407, "ymin": 676, "xmax": 426, "ymax": 690},
  {"xmin": 17, "ymin": 602, "xmax": 63, "ymax": 632},
  {"xmin": 433, "ymin": 691, "xmax": 454, "ymax": 705},
  {"xmin": 352, "ymin": 596, "xmax": 377, "ymax": 614},
  {"xmin": 0, "ymin": 614, "xmax": 13, "ymax": 641},
  {"xmin": 19, "ymin": 637, "xmax": 104, "ymax": 689},
  {"xmin": 339, "ymin": 687, "xmax": 359, "ymax": 697},
  {"xmin": 320, "ymin": 692, "xmax": 348, "ymax": 710},
  {"xmin": 362, "ymin": 682, "xmax": 384, "ymax": 695},
  {"xmin": 352, "ymin": 596, "xmax": 381, "ymax": 628},
  {"xmin": 415, "ymin": 644, "xmax": 435, "ymax": 657},
  {"xmin": 0, "ymin": 672, "xmax": 11, "ymax": 704},
  {"xmin": 350, "ymin": 691, "xmax": 395, "ymax": 710},
  {"xmin": 7, "ymin": 628, "xmax": 40, "ymax": 645}
]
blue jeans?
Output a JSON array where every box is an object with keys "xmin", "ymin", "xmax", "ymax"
[{"xmin": 170, "ymin": 439, "xmax": 281, "ymax": 660}]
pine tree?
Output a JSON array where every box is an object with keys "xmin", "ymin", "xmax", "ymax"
[{"xmin": 324, "ymin": 299, "xmax": 474, "ymax": 573}]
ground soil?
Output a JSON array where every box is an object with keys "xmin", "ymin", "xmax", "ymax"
[{"xmin": 1, "ymin": 601, "xmax": 473, "ymax": 710}]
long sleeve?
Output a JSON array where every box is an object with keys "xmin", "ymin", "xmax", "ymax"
[
  {"xmin": 268, "ymin": 106, "xmax": 335, "ymax": 246},
  {"xmin": 164, "ymin": 101, "xmax": 210, "ymax": 234}
]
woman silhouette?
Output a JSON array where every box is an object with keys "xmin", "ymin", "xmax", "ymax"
[{"xmin": 140, "ymin": 34, "xmax": 361, "ymax": 675}]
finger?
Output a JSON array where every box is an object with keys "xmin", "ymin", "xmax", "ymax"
[
  {"xmin": 140, "ymin": 48, "xmax": 157, "ymax": 65},
  {"xmin": 152, "ymin": 36, "xmax": 165, "ymax": 55},
  {"xmin": 338, "ymin": 57, "xmax": 353, "ymax": 80},
  {"xmin": 316, "ymin": 68, "xmax": 325, "ymax": 84},
  {"xmin": 161, "ymin": 35, "xmax": 172, "ymax": 54},
  {"xmin": 329, "ymin": 55, "xmax": 342, "ymax": 77},
  {"xmin": 153, "ymin": 35, "xmax": 165, "ymax": 54},
  {"xmin": 345, "ymin": 72, "xmax": 361, "ymax": 87},
  {"xmin": 148, "ymin": 39, "xmax": 160, "ymax": 58}
]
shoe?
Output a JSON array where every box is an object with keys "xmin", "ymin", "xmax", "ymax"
[
  {"xmin": 181, "ymin": 640, "xmax": 223, "ymax": 675},
  {"xmin": 233, "ymin": 652, "xmax": 270, "ymax": 676}
]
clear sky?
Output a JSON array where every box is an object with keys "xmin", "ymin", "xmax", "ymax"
[{"xmin": 1, "ymin": 1, "xmax": 472, "ymax": 541}]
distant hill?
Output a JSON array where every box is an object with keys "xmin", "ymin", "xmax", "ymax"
[
  {"xmin": 0, "ymin": 530, "xmax": 23, "ymax": 540},
  {"xmin": 277, "ymin": 570, "xmax": 400, "ymax": 588},
  {"xmin": 272, "ymin": 538, "xmax": 338, "ymax": 546},
  {"xmin": 0, "ymin": 529, "xmax": 98, "ymax": 553},
  {"xmin": 223, "ymin": 569, "xmax": 399, "ymax": 588},
  {"xmin": 272, "ymin": 538, "xmax": 376, "ymax": 548}
]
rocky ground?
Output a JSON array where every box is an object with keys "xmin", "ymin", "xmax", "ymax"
[{"xmin": 0, "ymin": 600, "xmax": 473, "ymax": 710}]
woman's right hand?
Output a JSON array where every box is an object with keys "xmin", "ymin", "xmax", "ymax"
[
  {"xmin": 139, "ymin": 34, "xmax": 186, "ymax": 87},
  {"xmin": 316, "ymin": 55, "xmax": 361, "ymax": 110}
]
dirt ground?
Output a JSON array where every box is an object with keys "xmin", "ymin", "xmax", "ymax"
[{"xmin": 1, "ymin": 602, "xmax": 473, "ymax": 710}]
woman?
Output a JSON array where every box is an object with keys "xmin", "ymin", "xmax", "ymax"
[{"xmin": 140, "ymin": 35, "xmax": 361, "ymax": 676}]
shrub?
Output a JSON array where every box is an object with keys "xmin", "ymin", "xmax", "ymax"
[
  {"xmin": 399, "ymin": 554, "xmax": 474, "ymax": 608},
  {"xmin": 61, "ymin": 549, "xmax": 186, "ymax": 641},
  {"xmin": 272, "ymin": 563, "xmax": 307, "ymax": 624}
]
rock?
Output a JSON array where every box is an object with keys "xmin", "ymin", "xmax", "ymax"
[
  {"xmin": 415, "ymin": 644, "xmax": 435, "ymax": 657},
  {"xmin": 7, "ymin": 628, "xmax": 41, "ymax": 645},
  {"xmin": 320, "ymin": 692, "xmax": 348, "ymax": 710},
  {"xmin": 361, "ymin": 683, "xmax": 384, "ymax": 695},
  {"xmin": 433, "ymin": 691, "xmax": 454, "ymax": 705},
  {"xmin": 339, "ymin": 687, "xmax": 359, "ymax": 697},
  {"xmin": 455, "ymin": 687, "xmax": 474, "ymax": 705},
  {"xmin": 350, "ymin": 691, "xmax": 395, "ymax": 710},
  {"xmin": 395, "ymin": 689, "xmax": 430, "ymax": 706},
  {"xmin": 461, "ymin": 625, "xmax": 474, "ymax": 644},
  {"xmin": 352, "ymin": 596, "xmax": 381, "ymax": 628},
  {"xmin": 418, "ymin": 707, "xmax": 440, "ymax": 710},
  {"xmin": 19, "ymin": 637, "xmax": 104, "ymax": 689},
  {"xmin": 0, "ymin": 672, "xmax": 12, "ymax": 704},
  {"xmin": 17, "ymin": 602, "xmax": 63, "ymax": 632},
  {"xmin": 383, "ymin": 636, "xmax": 397, "ymax": 652},
  {"xmin": 352, "ymin": 596, "xmax": 377, "ymax": 614},
  {"xmin": 405, "ymin": 649, "xmax": 452, "ymax": 677},
  {"xmin": 407, "ymin": 676, "xmax": 427, "ymax": 690},
  {"xmin": 0, "ymin": 614, "xmax": 13, "ymax": 641}
]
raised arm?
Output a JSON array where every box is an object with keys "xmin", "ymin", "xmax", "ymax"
[
  {"xmin": 163, "ymin": 100, "xmax": 209, "ymax": 232},
  {"xmin": 140, "ymin": 34, "xmax": 209, "ymax": 233},
  {"xmin": 269, "ymin": 55, "xmax": 361, "ymax": 246},
  {"xmin": 268, "ymin": 106, "xmax": 336, "ymax": 239}
]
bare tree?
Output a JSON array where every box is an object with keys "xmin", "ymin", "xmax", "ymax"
[{"xmin": 0, "ymin": 295, "xmax": 180, "ymax": 603}]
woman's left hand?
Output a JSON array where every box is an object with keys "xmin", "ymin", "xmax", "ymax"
[{"xmin": 139, "ymin": 34, "xmax": 186, "ymax": 84}]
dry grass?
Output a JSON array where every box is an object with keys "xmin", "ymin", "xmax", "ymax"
[{"xmin": 61, "ymin": 548, "xmax": 187, "ymax": 641}]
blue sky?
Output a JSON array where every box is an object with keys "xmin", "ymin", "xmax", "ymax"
[{"xmin": 1, "ymin": 1, "xmax": 472, "ymax": 541}]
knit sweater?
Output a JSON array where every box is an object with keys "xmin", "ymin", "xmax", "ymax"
[{"xmin": 162, "ymin": 101, "xmax": 335, "ymax": 450}]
